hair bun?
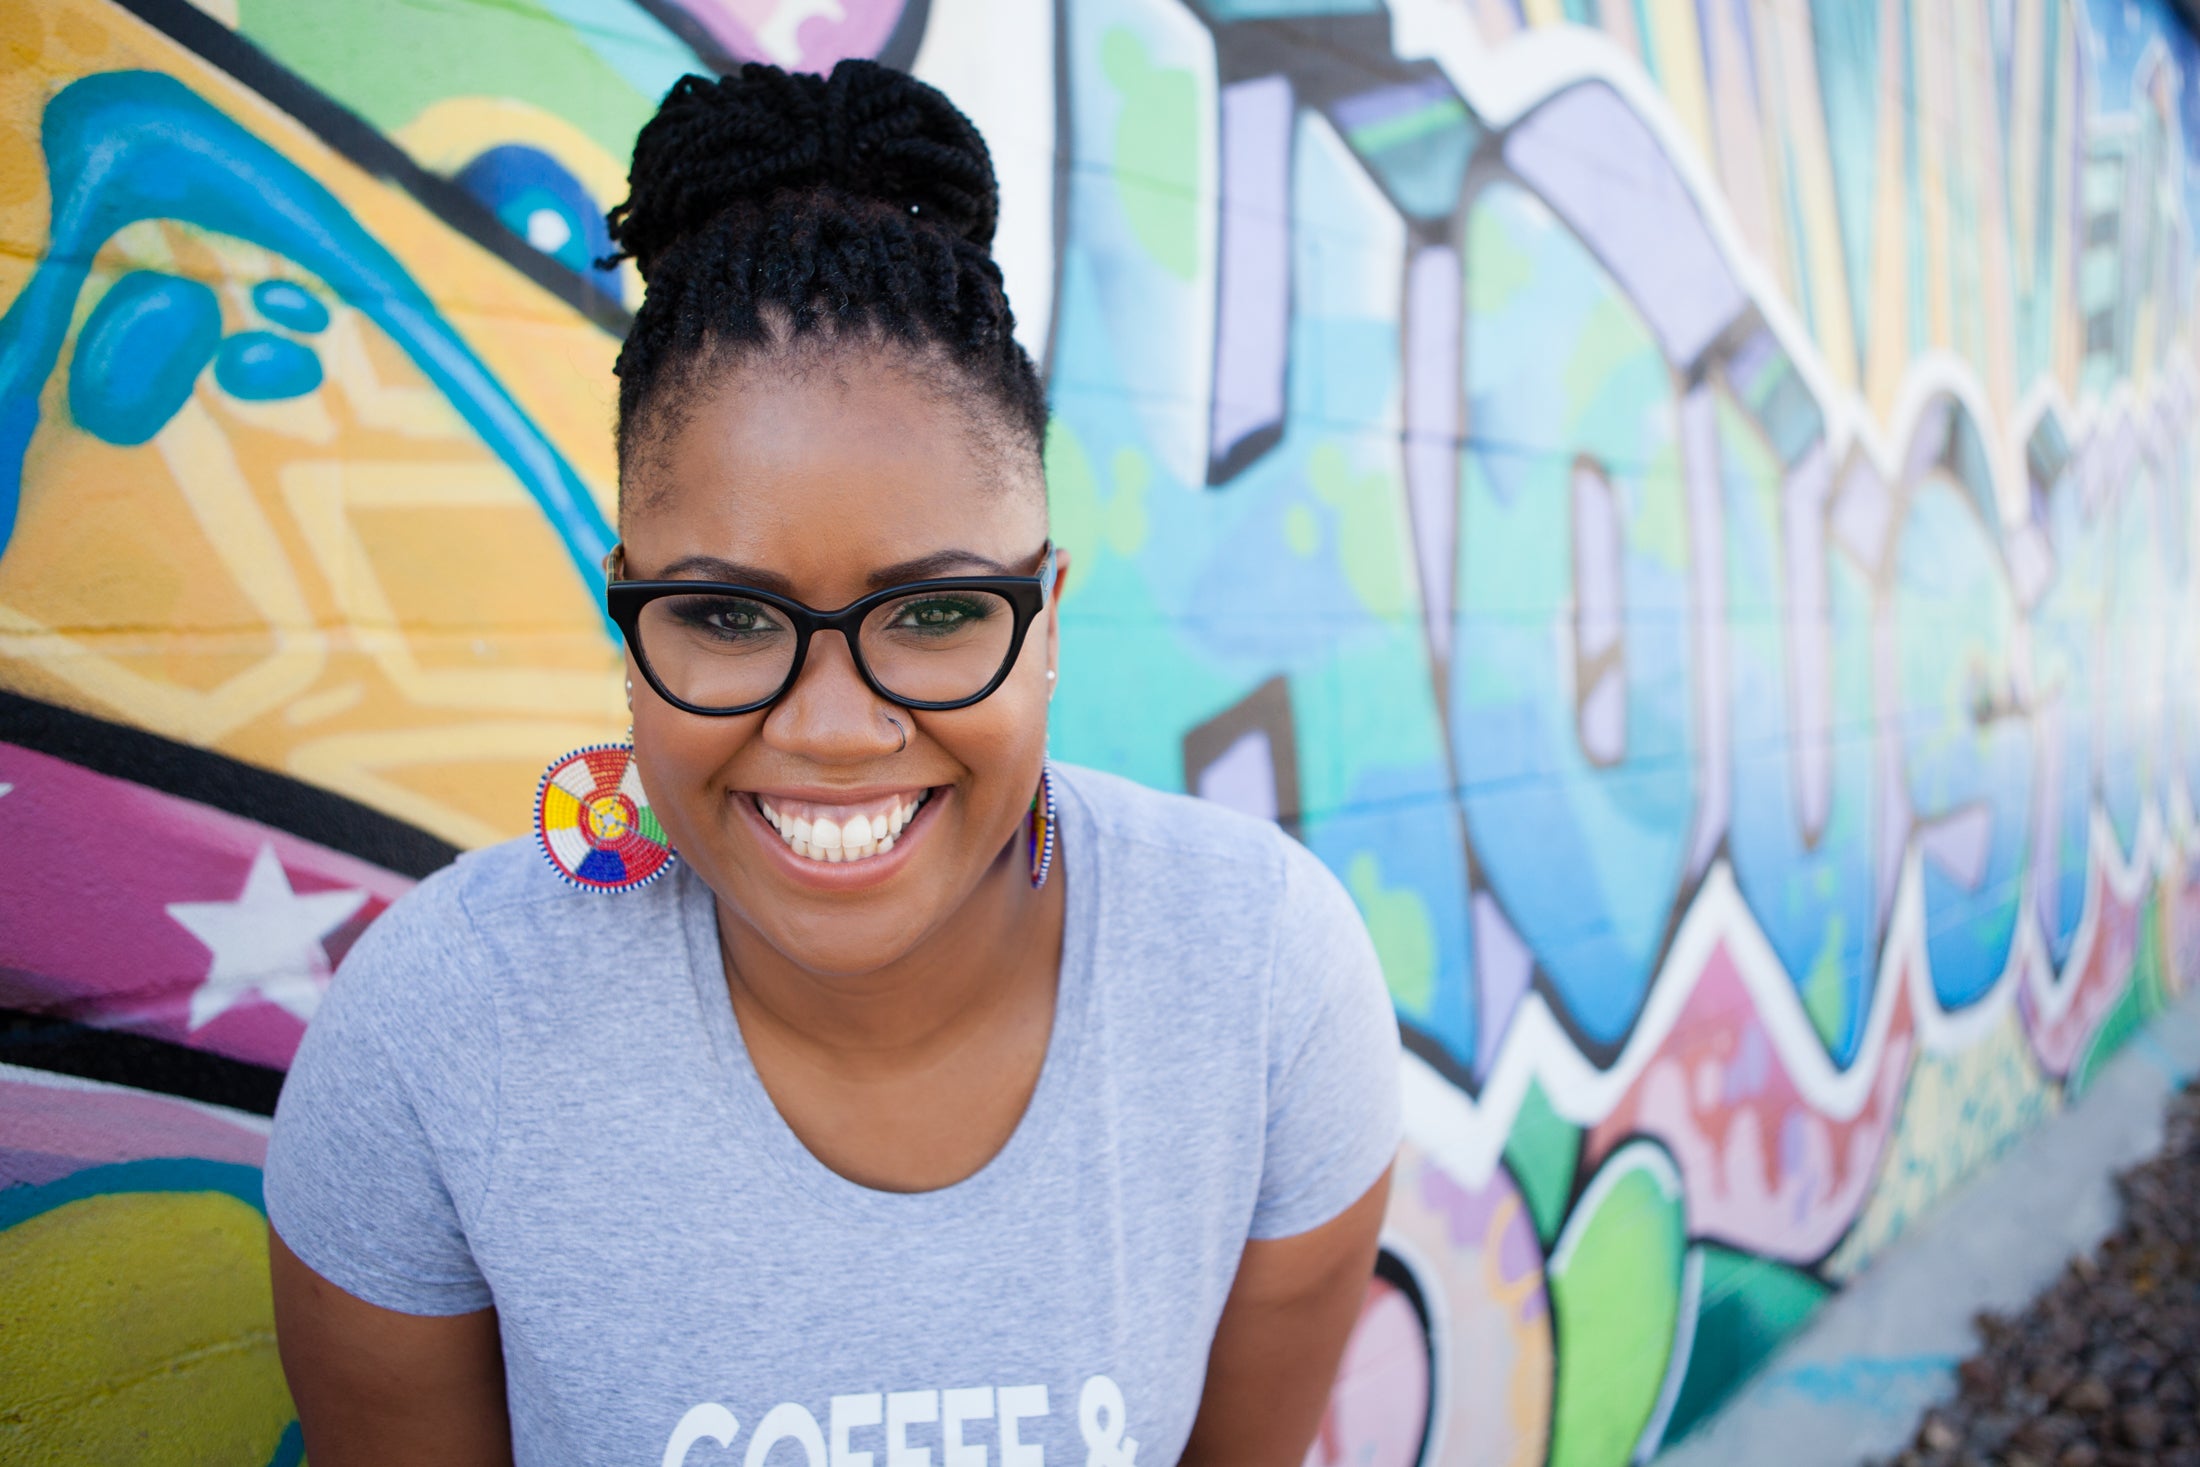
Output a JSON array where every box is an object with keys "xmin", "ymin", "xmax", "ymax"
[{"xmin": 609, "ymin": 59, "xmax": 999, "ymax": 279}]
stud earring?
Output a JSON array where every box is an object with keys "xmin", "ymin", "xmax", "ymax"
[
  {"xmin": 1028, "ymin": 762, "xmax": 1057, "ymax": 890},
  {"xmin": 534, "ymin": 740, "xmax": 675, "ymax": 892}
]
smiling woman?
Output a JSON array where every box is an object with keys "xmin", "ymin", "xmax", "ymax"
[{"xmin": 260, "ymin": 59, "xmax": 1399, "ymax": 1467}]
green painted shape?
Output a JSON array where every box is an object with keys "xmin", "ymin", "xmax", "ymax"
[
  {"xmin": 1105, "ymin": 447, "xmax": 1152, "ymax": 557},
  {"xmin": 1044, "ymin": 418, "xmax": 1103, "ymax": 595},
  {"xmin": 1346, "ymin": 96, "xmax": 1470, "ymax": 156},
  {"xmin": 0, "ymin": 1158, "xmax": 265, "ymax": 1232},
  {"xmin": 2069, "ymin": 897, "xmax": 2167, "ymax": 1098},
  {"xmin": 1345, "ymin": 852, "xmax": 1437, "ymax": 1017},
  {"xmin": 1811, "ymin": 0, "xmax": 1881, "ymax": 374},
  {"xmin": 1308, "ymin": 442, "xmax": 1413, "ymax": 618},
  {"xmin": 1101, "ymin": 26, "xmax": 1202, "ymax": 282},
  {"xmin": 237, "ymin": 0, "xmax": 656, "ymax": 166},
  {"xmin": 637, "ymin": 804, "xmax": 668, "ymax": 847},
  {"xmin": 1504, "ymin": 1081, "xmax": 1582, "ymax": 1247},
  {"xmin": 1801, "ymin": 916, "xmax": 1850, "ymax": 1052},
  {"xmin": 1547, "ymin": 1141, "xmax": 1687, "ymax": 1467},
  {"xmin": 1662, "ymin": 1246, "xmax": 1833, "ymax": 1444}
]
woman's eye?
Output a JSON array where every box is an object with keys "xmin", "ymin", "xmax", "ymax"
[
  {"xmin": 673, "ymin": 599, "xmax": 780, "ymax": 637},
  {"xmin": 890, "ymin": 597, "xmax": 990, "ymax": 631}
]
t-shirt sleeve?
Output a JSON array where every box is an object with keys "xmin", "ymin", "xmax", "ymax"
[
  {"xmin": 1248, "ymin": 840, "xmax": 1404, "ymax": 1240},
  {"xmin": 263, "ymin": 874, "xmax": 501, "ymax": 1315}
]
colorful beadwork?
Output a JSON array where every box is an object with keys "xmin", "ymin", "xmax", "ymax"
[
  {"xmin": 1028, "ymin": 763, "xmax": 1057, "ymax": 890},
  {"xmin": 534, "ymin": 744, "xmax": 675, "ymax": 892}
]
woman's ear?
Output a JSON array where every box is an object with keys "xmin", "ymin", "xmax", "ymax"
[{"xmin": 1043, "ymin": 545, "xmax": 1072, "ymax": 680}]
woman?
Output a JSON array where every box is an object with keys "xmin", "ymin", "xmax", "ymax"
[{"xmin": 266, "ymin": 59, "xmax": 1400, "ymax": 1467}]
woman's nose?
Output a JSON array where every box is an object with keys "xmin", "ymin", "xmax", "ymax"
[{"xmin": 759, "ymin": 630, "xmax": 902, "ymax": 760}]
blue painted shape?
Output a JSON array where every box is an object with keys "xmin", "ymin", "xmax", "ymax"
[
  {"xmin": 66, "ymin": 270, "xmax": 222, "ymax": 445},
  {"xmin": 577, "ymin": 847, "xmax": 626, "ymax": 884},
  {"xmin": 1453, "ymin": 183, "xmax": 1697, "ymax": 1048},
  {"xmin": 1718, "ymin": 398, "xmax": 1877, "ymax": 1063},
  {"xmin": 2031, "ymin": 476, "xmax": 2105, "ymax": 966},
  {"xmin": 2100, "ymin": 476, "xmax": 2169, "ymax": 859},
  {"xmin": 0, "ymin": 1157, "xmax": 265, "ymax": 1231},
  {"xmin": 1893, "ymin": 480, "xmax": 2033, "ymax": 1008},
  {"xmin": 215, "ymin": 331, "xmax": 324, "ymax": 401},
  {"xmin": 251, "ymin": 279, "xmax": 329, "ymax": 333},
  {"xmin": 265, "ymin": 1422, "xmax": 306, "ymax": 1467},
  {"xmin": 0, "ymin": 71, "xmax": 613, "ymax": 603},
  {"xmin": 453, "ymin": 144, "xmax": 620, "ymax": 300}
]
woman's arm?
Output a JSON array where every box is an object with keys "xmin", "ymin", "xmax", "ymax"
[
  {"xmin": 271, "ymin": 1228, "xmax": 515, "ymax": 1467},
  {"xmin": 1180, "ymin": 1165, "xmax": 1393, "ymax": 1467}
]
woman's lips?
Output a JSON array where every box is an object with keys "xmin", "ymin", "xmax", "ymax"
[
  {"xmin": 734, "ymin": 784, "xmax": 947, "ymax": 888},
  {"xmin": 755, "ymin": 788, "xmax": 931, "ymax": 862}
]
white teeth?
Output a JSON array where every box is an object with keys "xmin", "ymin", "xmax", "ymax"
[{"xmin": 757, "ymin": 790, "xmax": 930, "ymax": 866}]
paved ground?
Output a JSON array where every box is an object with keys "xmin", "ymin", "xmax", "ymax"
[{"xmin": 1656, "ymin": 988, "xmax": 2200, "ymax": 1467}]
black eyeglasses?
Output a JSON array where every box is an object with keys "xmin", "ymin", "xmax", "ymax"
[{"xmin": 608, "ymin": 544, "xmax": 1057, "ymax": 716}]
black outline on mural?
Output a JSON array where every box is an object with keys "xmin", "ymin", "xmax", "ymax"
[
  {"xmin": 0, "ymin": 1007, "xmax": 285, "ymax": 1116},
  {"xmin": 110, "ymin": 0, "xmax": 638, "ymax": 336},
  {"xmin": 0, "ymin": 691, "xmax": 458, "ymax": 880}
]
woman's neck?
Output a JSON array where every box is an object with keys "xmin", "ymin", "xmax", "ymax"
[{"xmin": 715, "ymin": 842, "xmax": 1066, "ymax": 1077}]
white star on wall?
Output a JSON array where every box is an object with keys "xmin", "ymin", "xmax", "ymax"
[{"xmin": 167, "ymin": 844, "xmax": 368, "ymax": 1030}]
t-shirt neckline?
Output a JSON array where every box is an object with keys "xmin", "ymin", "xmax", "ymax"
[{"xmin": 676, "ymin": 767, "xmax": 1098, "ymax": 1222}]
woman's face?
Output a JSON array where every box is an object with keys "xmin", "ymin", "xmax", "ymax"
[{"xmin": 620, "ymin": 350, "xmax": 1061, "ymax": 977}]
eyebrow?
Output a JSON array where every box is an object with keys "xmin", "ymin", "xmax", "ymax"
[{"xmin": 644, "ymin": 548, "xmax": 1017, "ymax": 596}]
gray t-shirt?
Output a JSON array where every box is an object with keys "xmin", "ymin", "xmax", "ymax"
[{"xmin": 265, "ymin": 763, "xmax": 1401, "ymax": 1467}]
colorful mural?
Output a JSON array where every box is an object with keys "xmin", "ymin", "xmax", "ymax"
[{"xmin": 4, "ymin": 0, "xmax": 2199, "ymax": 1461}]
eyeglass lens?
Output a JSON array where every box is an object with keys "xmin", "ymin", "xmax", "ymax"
[{"xmin": 636, "ymin": 587, "xmax": 1021, "ymax": 709}]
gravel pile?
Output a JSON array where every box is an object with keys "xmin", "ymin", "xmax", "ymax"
[{"xmin": 1870, "ymin": 1080, "xmax": 2200, "ymax": 1467}]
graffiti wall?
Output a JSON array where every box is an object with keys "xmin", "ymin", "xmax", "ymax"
[{"xmin": 4, "ymin": 0, "xmax": 2198, "ymax": 1462}]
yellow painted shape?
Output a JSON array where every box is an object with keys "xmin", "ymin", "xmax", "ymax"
[
  {"xmin": 1644, "ymin": 0, "xmax": 1713, "ymax": 170},
  {"xmin": 0, "ymin": 1189, "xmax": 296, "ymax": 1464},
  {"xmin": 1768, "ymin": 2, "xmax": 1857, "ymax": 388},
  {"xmin": 543, "ymin": 782, "xmax": 580, "ymax": 831},
  {"xmin": 1698, "ymin": 0, "xmax": 1782, "ymax": 290},
  {"xmin": 1862, "ymin": 0, "xmax": 1915, "ymax": 422},
  {"xmin": 1913, "ymin": 3, "xmax": 1954, "ymax": 350},
  {"xmin": 394, "ymin": 95, "xmax": 630, "ymax": 206}
]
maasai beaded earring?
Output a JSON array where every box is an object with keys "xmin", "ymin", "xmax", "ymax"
[
  {"xmin": 535, "ymin": 742, "xmax": 677, "ymax": 892},
  {"xmin": 1028, "ymin": 762, "xmax": 1057, "ymax": 890},
  {"xmin": 533, "ymin": 655, "xmax": 675, "ymax": 890}
]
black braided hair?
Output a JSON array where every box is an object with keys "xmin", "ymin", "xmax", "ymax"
[{"xmin": 606, "ymin": 60, "xmax": 1048, "ymax": 494}]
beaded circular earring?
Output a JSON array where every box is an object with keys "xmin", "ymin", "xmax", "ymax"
[{"xmin": 534, "ymin": 743, "xmax": 676, "ymax": 892}]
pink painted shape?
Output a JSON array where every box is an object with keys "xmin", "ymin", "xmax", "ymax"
[
  {"xmin": 1303, "ymin": 1279, "xmax": 1431, "ymax": 1467},
  {"xmin": 0, "ymin": 1071, "xmax": 267, "ymax": 1188},
  {"xmin": 672, "ymin": 0, "xmax": 908, "ymax": 70},
  {"xmin": 0, "ymin": 743, "xmax": 415, "ymax": 1072},
  {"xmin": 2020, "ymin": 869, "xmax": 2140, "ymax": 1076},
  {"xmin": 1583, "ymin": 942, "xmax": 1916, "ymax": 1262}
]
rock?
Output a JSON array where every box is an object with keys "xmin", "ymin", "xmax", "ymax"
[
  {"xmin": 1866, "ymin": 1081, "xmax": 2200, "ymax": 1467},
  {"xmin": 2062, "ymin": 1377, "xmax": 2114, "ymax": 1414},
  {"xmin": 2117, "ymin": 1404, "xmax": 2165, "ymax": 1451}
]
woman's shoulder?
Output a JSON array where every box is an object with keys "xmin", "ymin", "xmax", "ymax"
[
  {"xmin": 334, "ymin": 834, "xmax": 670, "ymax": 1006},
  {"xmin": 1053, "ymin": 762, "xmax": 1355, "ymax": 932},
  {"xmin": 1055, "ymin": 761, "xmax": 1296, "ymax": 865}
]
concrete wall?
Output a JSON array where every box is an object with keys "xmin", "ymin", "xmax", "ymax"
[{"xmin": 4, "ymin": 2, "xmax": 2198, "ymax": 1463}]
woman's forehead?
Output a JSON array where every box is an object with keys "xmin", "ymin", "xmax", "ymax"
[{"xmin": 627, "ymin": 352, "xmax": 1042, "ymax": 532}]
